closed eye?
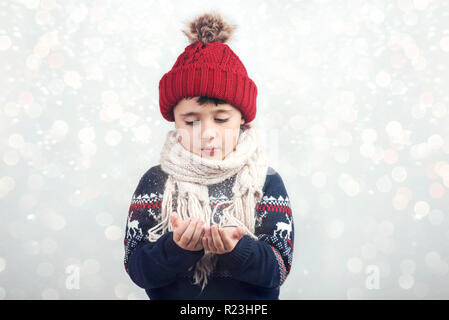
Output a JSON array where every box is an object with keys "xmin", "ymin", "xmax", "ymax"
[{"xmin": 185, "ymin": 119, "xmax": 229, "ymax": 125}]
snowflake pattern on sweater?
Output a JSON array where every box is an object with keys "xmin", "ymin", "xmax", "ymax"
[{"xmin": 123, "ymin": 164, "xmax": 294, "ymax": 299}]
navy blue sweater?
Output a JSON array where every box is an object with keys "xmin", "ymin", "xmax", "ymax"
[{"xmin": 123, "ymin": 164, "xmax": 294, "ymax": 300}]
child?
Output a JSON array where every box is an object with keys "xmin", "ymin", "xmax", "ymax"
[{"xmin": 123, "ymin": 11, "xmax": 294, "ymax": 300}]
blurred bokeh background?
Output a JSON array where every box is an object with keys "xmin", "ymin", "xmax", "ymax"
[{"xmin": 1, "ymin": 0, "xmax": 449, "ymax": 299}]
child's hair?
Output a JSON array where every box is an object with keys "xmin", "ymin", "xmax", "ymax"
[
  {"xmin": 174, "ymin": 96, "xmax": 228, "ymax": 108},
  {"xmin": 172, "ymin": 95, "xmax": 249, "ymax": 131},
  {"xmin": 172, "ymin": 96, "xmax": 245, "ymax": 120}
]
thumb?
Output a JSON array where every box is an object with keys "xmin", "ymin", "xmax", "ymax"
[
  {"xmin": 171, "ymin": 212, "xmax": 179, "ymax": 228},
  {"xmin": 233, "ymin": 226, "xmax": 244, "ymax": 239}
]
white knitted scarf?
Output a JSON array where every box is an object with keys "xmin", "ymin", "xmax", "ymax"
[{"xmin": 146, "ymin": 122, "xmax": 269, "ymax": 291}]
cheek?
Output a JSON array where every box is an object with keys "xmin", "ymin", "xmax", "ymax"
[
  {"xmin": 176, "ymin": 127, "xmax": 195, "ymax": 150},
  {"xmin": 220, "ymin": 127, "xmax": 240, "ymax": 151}
]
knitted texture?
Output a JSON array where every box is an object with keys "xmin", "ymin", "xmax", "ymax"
[
  {"xmin": 158, "ymin": 38, "xmax": 258, "ymax": 123},
  {"xmin": 123, "ymin": 165, "xmax": 294, "ymax": 299},
  {"xmin": 149, "ymin": 122, "xmax": 268, "ymax": 291}
]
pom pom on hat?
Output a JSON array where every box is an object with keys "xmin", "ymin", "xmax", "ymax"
[{"xmin": 181, "ymin": 11, "xmax": 236, "ymax": 45}]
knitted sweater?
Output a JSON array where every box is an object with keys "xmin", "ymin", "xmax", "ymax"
[{"xmin": 123, "ymin": 164, "xmax": 294, "ymax": 300}]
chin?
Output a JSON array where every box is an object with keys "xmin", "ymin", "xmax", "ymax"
[{"xmin": 200, "ymin": 153, "xmax": 220, "ymax": 159}]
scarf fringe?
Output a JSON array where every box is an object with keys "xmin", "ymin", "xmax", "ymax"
[
  {"xmin": 147, "ymin": 175, "xmax": 263, "ymax": 291},
  {"xmin": 147, "ymin": 123, "xmax": 268, "ymax": 291}
]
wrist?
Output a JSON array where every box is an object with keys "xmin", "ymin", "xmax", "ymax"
[{"xmin": 218, "ymin": 235, "xmax": 253, "ymax": 270}]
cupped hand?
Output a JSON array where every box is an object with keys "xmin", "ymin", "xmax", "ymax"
[
  {"xmin": 170, "ymin": 212, "xmax": 205, "ymax": 251},
  {"xmin": 202, "ymin": 224, "xmax": 245, "ymax": 254}
]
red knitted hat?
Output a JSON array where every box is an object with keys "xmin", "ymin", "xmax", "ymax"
[{"xmin": 159, "ymin": 12, "xmax": 258, "ymax": 123}]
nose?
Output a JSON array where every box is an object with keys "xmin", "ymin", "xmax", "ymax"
[{"xmin": 196, "ymin": 119, "xmax": 219, "ymax": 144}]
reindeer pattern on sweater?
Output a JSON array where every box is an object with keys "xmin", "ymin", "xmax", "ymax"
[{"xmin": 123, "ymin": 164, "xmax": 294, "ymax": 299}]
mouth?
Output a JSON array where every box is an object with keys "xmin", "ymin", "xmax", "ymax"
[
  {"xmin": 201, "ymin": 147, "xmax": 220, "ymax": 156},
  {"xmin": 201, "ymin": 147, "xmax": 219, "ymax": 150}
]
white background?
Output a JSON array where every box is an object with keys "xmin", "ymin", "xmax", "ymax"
[{"xmin": 1, "ymin": 0, "xmax": 449, "ymax": 299}]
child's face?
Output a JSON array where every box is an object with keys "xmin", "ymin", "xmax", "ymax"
[{"xmin": 173, "ymin": 97, "xmax": 245, "ymax": 160}]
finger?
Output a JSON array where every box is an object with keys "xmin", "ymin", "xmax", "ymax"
[
  {"xmin": 219, "ymin": 228, "xmax": 232, "ymax": 251},
  {"xmin": 202, "ymin": 227, "xmax": 210, "ymax": 251},
  {"xmin": 170, "ymin": 212, "xmax": 179, "ymax": 229},
  {"xmin": 233, "ymin": 226, "xmax": 244, "ymax": 239},
  {"xmin": 211, "ymin": 225, "xmax": 224, "ymax": 252},
  {"xmin": 194, "ymin": 228, "xmax": 205, "ymax": 249},
  {"xmin": 206, "ymin": 227, "xmax": 215, "ymax": 252},
  {"xmin": 195, "ymin": 229, "xmax": 205, "ymax": 251},
  {"xmin": 173, "ymin": 217, "xmax": 191, "ymax": 242},
  {"xmin": 202, "ymin": 232, "xmax": 209, "ymax": 252},
  {"xmin": 180, "ymin": 218, "xmax": 198, "ymax": 247},
  {"xmin": 189, "ymin": 220, "xmax": 204, "ymax": 248}
]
